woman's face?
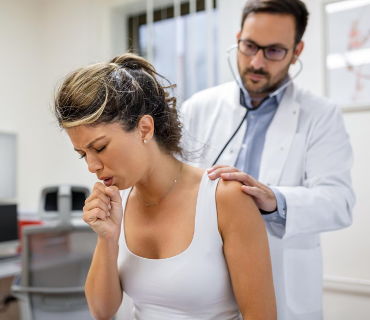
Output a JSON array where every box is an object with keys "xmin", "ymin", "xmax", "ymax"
[{"xmin": 66, "ymin": 122, "xmax": 149, "ymax": 190}]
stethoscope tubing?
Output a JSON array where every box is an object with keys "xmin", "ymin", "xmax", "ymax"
[{"xmin": 212, "ymin": 45, "xmax": 303, "ymax": 165}]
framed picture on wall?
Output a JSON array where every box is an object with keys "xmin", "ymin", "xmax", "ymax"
[{"xmin": 324, "ymin": 0, "xmax": 370, "ymax": 112}]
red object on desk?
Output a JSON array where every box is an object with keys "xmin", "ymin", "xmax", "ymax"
[{"xmin": 17, "ymin": 220, "xmax": 43, "ymax": 253}]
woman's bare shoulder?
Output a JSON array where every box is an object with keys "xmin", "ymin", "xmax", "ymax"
[
  {"xmin": 215, "ymin": 179, "xmax": 262, "ymax": 236},
  {"xmin": 216, "ymin": 179, "xmax": 256, "ymax": 209}
]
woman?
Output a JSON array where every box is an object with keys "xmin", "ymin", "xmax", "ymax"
[{"xmin": 54, "ymin": 53, "xmax": 276, "ymax": 320}]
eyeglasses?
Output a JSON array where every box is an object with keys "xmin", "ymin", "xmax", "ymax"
[{"xmin": 238, "ymin": 39, "xmax": 289, "ymax": 61}]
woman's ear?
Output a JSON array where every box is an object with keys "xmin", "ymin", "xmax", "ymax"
[{"xmin": 137, "ymin": 115, "xmax": 154, "ymax": 143}]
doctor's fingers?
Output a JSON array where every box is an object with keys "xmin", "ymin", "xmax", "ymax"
[
  {"xmin": 207, "ymin": 166, "xmax": 240, "ymax": 180},
  {"xmin": 207, "ymin": 164, "xmax": 232, "ymax": 172},
  {"xmin": 83, "ymin": 207, "xmax": 110, "ymax": 224},
  {"xmin": 241, "ymin": 185, "xmax": 277, "ymax": 212},
  {"xmin": 219, "ymin": 171, "xmax": 256, "ymax": 185},
  {"xmin": 221, "ymin": 171, "xmax": 268, "ymax": 189},
  {"xmin": 241, "ymin": 184, "xmax": 273, "ymax": 197}
]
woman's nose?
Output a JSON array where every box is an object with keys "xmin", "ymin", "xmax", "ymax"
[{"xmin": 86, "ymin": 155, "xmax": 103, "ymax": 174}]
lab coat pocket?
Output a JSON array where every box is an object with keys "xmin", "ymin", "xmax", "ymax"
[{"xmin": 284, "ymin": 246, "xmax": 322, "ymax": 314}]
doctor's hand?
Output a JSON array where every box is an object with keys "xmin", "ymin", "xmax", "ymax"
[
  {"xmin": 83, "ymin": 182, "xmax": 123, "ymax": 241},
  {"xmin": 207, "ymin": 165, "xmax": 277, "ymax": 213}
]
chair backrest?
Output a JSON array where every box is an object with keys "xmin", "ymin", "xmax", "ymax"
[
  {"xmin": 38, "ymin": 185, "xmax": 90, "ymax": 224},
  {"xmin": 16, "ymin": 223, "xmax": 97, "ymax": 320}
]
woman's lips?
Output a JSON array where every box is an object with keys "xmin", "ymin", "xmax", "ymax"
[{"xmin": 103, "ymin": 177, "xmax": 113, "ymax": 187}]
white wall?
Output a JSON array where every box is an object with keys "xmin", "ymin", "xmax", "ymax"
[
  {"xmin": 0, "ymin": 0, "xmax": 42, "ymax": 206},
  {"xmin": 0, "ymin": 0, "xmax": 126, "ymax": 213}
]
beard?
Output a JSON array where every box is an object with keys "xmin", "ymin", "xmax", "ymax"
[{"xmin": 239, "ymin": 61, "xmax": 291, "ymax": 97}]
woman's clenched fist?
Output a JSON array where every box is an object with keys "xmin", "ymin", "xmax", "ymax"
[{"xmin": 83, "ymin": 182, "xmax": 123, "ymax": 241}]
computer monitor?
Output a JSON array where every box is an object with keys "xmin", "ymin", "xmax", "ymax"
[{"xmin": 0, "ymin": 203, "xmax": 19, "ymax": 257}]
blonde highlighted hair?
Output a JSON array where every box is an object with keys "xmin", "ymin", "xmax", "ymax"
[{"xmin": 54, "ymin": 53, "xmax": 183, "ymax": 156}]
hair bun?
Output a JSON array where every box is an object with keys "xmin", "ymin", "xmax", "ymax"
[{"xmin": 110, "ymin": 53, "xmax": 155, "ymax": 73}]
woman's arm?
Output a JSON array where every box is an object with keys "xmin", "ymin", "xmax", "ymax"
[
  {"xmin": 217, "ymin": 180, "xmax": 276, "ymax": 320},
  {"xmin": 83, "ymin": 183, "xmax": 124, "ymax": 320},
  {"xmin": 85, "ymin": 238, "xmax": 122, "ymax": 320}
]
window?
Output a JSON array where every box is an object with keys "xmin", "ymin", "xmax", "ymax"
[{"xmin": 128, "ymin": 0, "xmax": 218, "ymax": 102}]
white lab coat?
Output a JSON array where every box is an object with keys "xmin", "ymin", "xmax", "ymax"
[{"xmin": 180, "ymin": 81, "xmax": 355, "ymax": 320}]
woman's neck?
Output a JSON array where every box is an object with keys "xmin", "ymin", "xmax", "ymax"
[{"xmin": 133, "ymin": 153, "xmax": 183, "ymax": 207}]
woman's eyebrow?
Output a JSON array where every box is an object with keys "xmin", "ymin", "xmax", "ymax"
[{"xmin": 74, "ymin": 136, "xmax": 106, "ymax": 152}]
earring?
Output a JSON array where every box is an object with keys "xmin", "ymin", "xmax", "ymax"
[{"xmin": 143, "ymin": 139, "xmax": 148, "ymax": 144}]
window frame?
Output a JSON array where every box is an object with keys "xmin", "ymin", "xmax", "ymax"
[{"xmin": 127, "ymin": 0, "xmax": 217, "ymax": 54}]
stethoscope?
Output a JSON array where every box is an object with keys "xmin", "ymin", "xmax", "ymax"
[{"xmin": 211, "ymin": 44, "xmax": 303, "ymax": 166}]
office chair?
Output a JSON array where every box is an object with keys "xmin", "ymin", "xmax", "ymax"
[
  {"xmin": 38, "ymin": 185, "xmax": 90, "ymax": 224},
  {"xmin": 12, "ymin": 224, "xmax": 97, "ymax": 320}
]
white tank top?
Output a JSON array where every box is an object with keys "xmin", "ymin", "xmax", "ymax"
[{"xmin": 117, "ymin": 172, "xmax": 242, "ymax": 320}]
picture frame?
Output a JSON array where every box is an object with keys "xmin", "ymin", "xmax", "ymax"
[{"xmin": 323, "ymin": 0, "xmax": 370, "ymax": 112}]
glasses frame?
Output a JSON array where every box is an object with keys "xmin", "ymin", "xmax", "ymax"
[{"xmin": 237, "ymin": 39, "xmax": 290, "ymax": 61}]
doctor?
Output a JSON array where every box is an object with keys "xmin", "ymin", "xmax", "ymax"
[{"xmin": 181, "ymin": 0, "xmax": 355, "ymax": 319}]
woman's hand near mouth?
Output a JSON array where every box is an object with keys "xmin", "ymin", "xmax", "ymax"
[{"xmin": 83, "ymin": 182, "xmax": 123, "ymax": 242}]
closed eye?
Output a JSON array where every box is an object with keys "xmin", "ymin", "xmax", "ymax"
[
  {"xmin": 96, "ymin": 146, "xmax": 106, "ymax": 153},
  {"xmin": 75, "ymin": 144, "xmax": 107, "ymax": 160}
]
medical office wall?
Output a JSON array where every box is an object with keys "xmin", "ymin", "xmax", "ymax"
[{"xmin": 0, "ymin": 0, "xmax": 118, "ymax": 215}]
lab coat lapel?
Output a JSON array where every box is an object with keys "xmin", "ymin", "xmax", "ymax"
[{"xmin": 259, "ymin": 84, "xmax": 300, "ymax": 185}]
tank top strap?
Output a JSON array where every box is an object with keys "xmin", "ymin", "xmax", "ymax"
[
  {"xmin": 119, "ymin": 188, "xmax": 132, "ymax": 242},
  {"xmin": 193, "ymin": 173, "xmax": 223, "ymax": 246}
]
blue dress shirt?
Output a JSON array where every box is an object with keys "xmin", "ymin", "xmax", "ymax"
[{"xmin": 234, "ymin": 87, "xmax": 287, "ymax": 221}]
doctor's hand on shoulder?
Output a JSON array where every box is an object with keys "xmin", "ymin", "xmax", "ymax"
[
  {"xmin": 83, "ymin": 182, "xmax": 123, "ymax": 241},
  {"xmin": 207, "ymin": 165, "xmax": 277, "ymax": 213}
]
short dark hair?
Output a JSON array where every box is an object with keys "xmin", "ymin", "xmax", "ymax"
[
  {"xmin": 54, "ymin": 53, "xmax": 183, "ymax": 157},
  {"xmin": 241, "ymin": 0, "xmax": 309, "ymax": 44}
]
